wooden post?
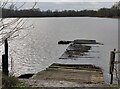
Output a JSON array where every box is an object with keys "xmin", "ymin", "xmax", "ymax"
[
  {"xmin": 109, "ymin": 49, "xmax": 116, "ymax": 84},
  {"xmin": 2, "ymin": 39, "xmax": 9, "ymax": 76},
  {"xmin": 2, "ymin": 55, "xmax": 5, "ymax": 75},
  {"xmin": 110, "ymin": 73, "xmax": 113, "ymax": 84}
]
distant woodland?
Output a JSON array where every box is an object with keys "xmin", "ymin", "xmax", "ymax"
[{"xmin": 1, "ymin": 2, "xmax": 120, "ymax": 18}]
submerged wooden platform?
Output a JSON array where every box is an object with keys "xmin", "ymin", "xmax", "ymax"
[
  {"xmin": 59, "ymin": 39, "xmax": 103, "ymax": 59},
  {"xmin": 31, "ymin": 39, "xmax": 104, "ymax": 84},
  {"xmin": 32, "ymin": 63, "xmax": 104, "ymax": 84}
]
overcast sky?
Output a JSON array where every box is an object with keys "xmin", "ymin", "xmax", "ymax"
[
  {"xmin": 3, "ymin": 0, "xmax": 120, "ymax": 11},
  {"xmin": 3, "ymin": 0, "xmax": 120, "ymax": 2},
  {"xmin": 22, "ymin": 2, "xmax": 116, "ymax": 11}
]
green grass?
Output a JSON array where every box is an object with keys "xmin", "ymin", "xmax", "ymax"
[
  {"xmin": 2, "ymin": 74, "xmax": 29, "ymax": 89},
  {"xmin": 109, "ymin": 84, "xmax": 120, "ymax": 87}
]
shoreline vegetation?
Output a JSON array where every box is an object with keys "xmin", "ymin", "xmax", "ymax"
[{"xmin": 1, "ymin": 2, "xmax": 120, "ymax": 18}]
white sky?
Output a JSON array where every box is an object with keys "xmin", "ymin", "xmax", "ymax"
[
  {"xmin": 1, "ymin": 0, "xmax": 120, "ymax": 2},
  {"xmin": 19, "ymin": 2, "xmax": 115, "ymax": 11},
  {"xmin": 1, "ymin": 0, "xmax": 119, "ymax": 11}
]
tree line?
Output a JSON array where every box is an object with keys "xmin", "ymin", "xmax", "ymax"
[{"xmin": 1, "ymin": 2, "xmax": 120, "ymax": 18}]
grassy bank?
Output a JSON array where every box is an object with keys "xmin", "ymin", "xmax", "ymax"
[{"xmin": 2, "ymin": 74, "xmax": 29, "ymax": 89}]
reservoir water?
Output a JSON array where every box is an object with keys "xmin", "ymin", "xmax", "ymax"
[{"xmin": 0, "ymin": 17, "xmax": 118, "ymax": 84}]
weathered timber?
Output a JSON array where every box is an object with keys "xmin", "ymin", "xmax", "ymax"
[
  {"xmin": 2, "ymin": 39, "xmax": 9, "ymax": 76},
  {"xmin": 58, "ymin": 40, "xmax": 72, "ymax": 44},
  {"xmin": 73, "ymin": 39, "xmax": 103, "ymax": 45},
  {"xmin": 58, "ymin": 39, "xmax": 103, "ymax": 45},
  {"xmin": 59, "ymin": 39, "xmax": 103, "ymax": 59},
  {"xmin": 109, "ymin": 49, "xmax": 116, "ymax": 84},
  {"xmin": 32, "ymin": 63, "xmax": 104, "ymax": 84}
]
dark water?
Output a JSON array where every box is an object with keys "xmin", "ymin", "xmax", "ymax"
[{"xmin": 0, "ymin": 17, "xmax": 118, "ymax": 84}]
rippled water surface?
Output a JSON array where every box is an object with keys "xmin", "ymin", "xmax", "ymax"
[{"xmin": 0, "ymin": 17, "xmax": 118, "ymax": 83}]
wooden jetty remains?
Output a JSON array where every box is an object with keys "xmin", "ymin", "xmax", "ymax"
[
  {"xmin": 58, "ymin": 39, "xmax": 103, "ymax": 45},
  {"xmin": 59, "ymin": 39, "xmax": 103, "ymax": 59},
  {"xmin": 32, "ymin": 39, "xmax": 104, "ymax": 84},
  {"xmin": 32, "ymin": 63, "xmax": 104, "ymax": 84}
]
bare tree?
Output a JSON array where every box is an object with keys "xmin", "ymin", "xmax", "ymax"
[
  {"xmin": 112, "ymin": 1, "xmax": 120, "ymax": 10},
  {"xmin": 0, "ymin": 1, "xmax": 37, "ymax": 75},
  {"xmin": 0, "ymin": 1, "xmax": 37, "ymax": 44}
]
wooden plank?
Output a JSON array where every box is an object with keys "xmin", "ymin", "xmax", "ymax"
[
  {"xmin": 32, "ymin": 63, "xmax": 104, "ymax": 84},
  {"xmin": 114, "ymin": 61, "xmax": 120, "ymax": 64},
  {"xmin": 109, "ymin": 51, "xmax": 115, "ymax": 74},
  {"xmin": 2, "ymin": 39, "xmax": 9, "ymax": 76}
]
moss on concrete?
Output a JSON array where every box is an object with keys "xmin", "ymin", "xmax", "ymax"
[{"xmin": 32, "ymin": 63, "xmax": 104, "ymax": 84}]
